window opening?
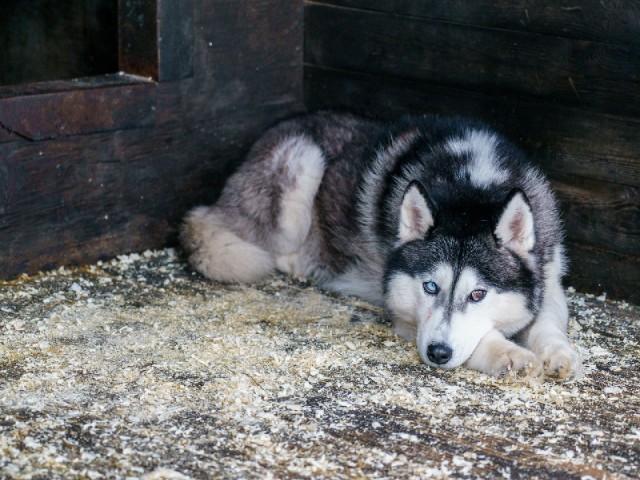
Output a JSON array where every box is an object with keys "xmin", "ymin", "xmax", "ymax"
[{"xmin": 0, "ymin": 0, "xmax": 118, "ymax": 86}]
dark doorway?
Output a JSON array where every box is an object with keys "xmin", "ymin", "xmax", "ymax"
[{"xmin": 0, "ymin": 0, "xmax": 118, "ymax": 86}]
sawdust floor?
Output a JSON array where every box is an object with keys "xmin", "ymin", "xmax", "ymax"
[{"xmin": 0, "ymin": 249, "xmax": 638, "ymax": 479}]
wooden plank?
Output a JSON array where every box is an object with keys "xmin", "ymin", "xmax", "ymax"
[
  {"xmin": 565, "ymin": 242, "xmax": 640, "ymax": 303},
  {"xmin": 118, "ymin": 0, "xmax": 159, "ymax": 79},
  {"xmin": 304, "ymin": 66, "xmax": 640, "ymax": 188},
  {"xmin": 305, "ymin": 4, "xmax": 640, "ymax": 118},
  {"xmin": 0, "ymin": 129, "xmax": 17, "ymax": 143},
  {"xmin": 197, "ymin": 0, "xmax": 303, "ymax": 105},
  {"xmin": 311, "ymin": 0, "xmax": 640, "ymax": 47},
  {"xmin": 0, "ymin": 109, "xmax": 289, "ymax": 278},
  {"xmin": 0, "ymin": 75, "xmax": 156, "ymax": 141},
  {"xmin": 551, "ymin": 175, "xmax": 640, "ymax": 256},
  {"xmin": 0, "ymin": 74, "xmax": 146, "ymax": 99},
  {"xmin": 158, "ymin": 0, "xmax": 194, "ymax": 81}
]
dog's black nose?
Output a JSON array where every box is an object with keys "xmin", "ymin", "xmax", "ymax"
[{"xmin": 426, "ymin": 343, "xmax": 452, "ymax": 365}]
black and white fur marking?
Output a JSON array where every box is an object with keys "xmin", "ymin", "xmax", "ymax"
[{"xmin": 181, "ymin": 112, "xmax": 582, "ymax": 380}]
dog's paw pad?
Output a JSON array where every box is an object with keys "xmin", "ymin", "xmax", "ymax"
[{"xmin": 540, "ymin": 345, "xmax": 582, "ymax": 380}]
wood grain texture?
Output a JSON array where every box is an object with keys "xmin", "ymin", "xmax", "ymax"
[
  {"xmin": 118, "ymin": 0, "xmax": 159, "ymax": 79},
  {"xmin": 552, "ymin": 175, "xmax": 640, "ymax": 257},
  {"xmin": 0, "ymin": 0, "xmax": 303, "ymax": 279},
  {"xmin": 0, "ymin": 75, "xmax": 156, "ymax": 141},
  {"xmin": 305, "ymin": 3, "xmax": 640, "ymax": 117},
  {"xmin": 0, "ymin": 130, "xmax": 14, "ymax": 143},
  {"xmin": 311, "ymin": 0, "xmax": 640, "ymax": 47},
  {"xmin": 158, "ymin": 0, "xmax": 194, "ymax": 81},
  {"xmin": 0, "ymin": 111, "xmax": 290, "ymax": 276},
  {"xmin": 566, "ymin": 242, "xmax": 640, "ymax": 304}
]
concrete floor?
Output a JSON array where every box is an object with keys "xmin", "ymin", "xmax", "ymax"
[{"xmin": 1, "ymin": 249, "xmax": 638, "ymax": 479}]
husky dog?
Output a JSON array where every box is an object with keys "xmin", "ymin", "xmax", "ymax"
[{"xmin": 181, "ymin": 112, "xmax": 582, "ymax": 380}]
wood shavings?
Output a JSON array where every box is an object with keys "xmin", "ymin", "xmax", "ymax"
[{"xmin": 0, "ymin": 249, "xmax": 639, "ymax": 478}]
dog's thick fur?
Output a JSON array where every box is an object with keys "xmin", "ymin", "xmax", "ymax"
[{"xmin": 181, "ymin": 112, "xmax": 582, "ymax": 380}]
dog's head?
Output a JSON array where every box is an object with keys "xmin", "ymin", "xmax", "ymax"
[{"xmin": 383, "ymin": 181, "xmax": 538, "ymax": 368}]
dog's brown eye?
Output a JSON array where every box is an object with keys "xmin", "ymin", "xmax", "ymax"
[{"xmin": 469, "ymin": 289, "xmax": 486, "ymax": 302}]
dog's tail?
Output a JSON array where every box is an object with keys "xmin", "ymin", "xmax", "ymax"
[{"xmin": 180, "ymin": 206, "xmax": 274, "ymax": 283}]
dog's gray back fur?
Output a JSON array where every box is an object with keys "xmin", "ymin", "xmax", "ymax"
[{"xmin": 184, "ymin": 111, "xmax": 562, "ymax": 305}]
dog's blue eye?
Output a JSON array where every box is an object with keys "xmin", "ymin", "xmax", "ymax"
[
  {"xmin": 423, "ymin": 281, "xmax": 439, "ymax": 295},
  {"xmin": 469, "ymin": 289, "xmax": 487, "ymax": 302}
]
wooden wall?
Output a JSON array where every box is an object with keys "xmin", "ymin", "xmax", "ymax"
[
  {"xmin": 0, "ymin": 0, "xmax": 303, "ymax": 278},
  {"xmin": 1, "ymin": 1, "xmax": 638, "ymax": 303},
  {"xmin": 304, "ymin": 0, "xmax": 640, "ymax": 302}
]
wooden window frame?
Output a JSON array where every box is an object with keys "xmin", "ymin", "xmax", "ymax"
[{"xmin": 0, "ymin": 0, "xmax": 193, "ymax": 142}]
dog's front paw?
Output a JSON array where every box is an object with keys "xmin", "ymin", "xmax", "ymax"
[
  {"xmin": 539, "ymin": 344, "xmax": 582, "ymax": 380},
  {"xmin": 491, "ymin": 345, "xmax": 543, "ymax": 380},
  {"xmin": 466, "ymin": 331, "xmax": 543, "ymax": 380},
  {"xmin": 468, "ymin": 343, "xmax": 543, "ymax": 380}
]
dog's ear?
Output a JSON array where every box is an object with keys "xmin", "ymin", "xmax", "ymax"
[
  {"xmin": 398, "ymin": 181, "xmax": 435, "ymax": 243},
  {"xmin": 494, "ymin": 189, "xmax": 535, "ymax": 256}
]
